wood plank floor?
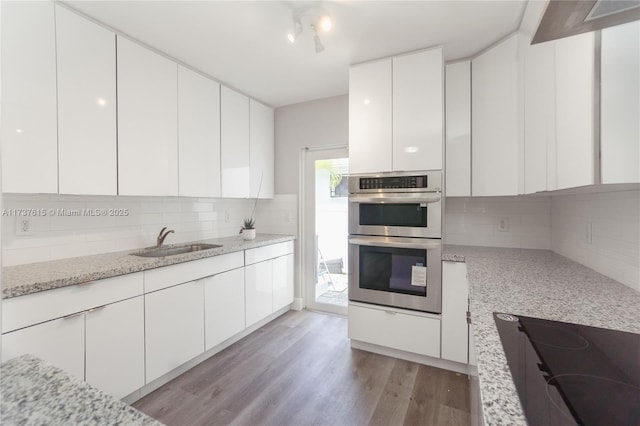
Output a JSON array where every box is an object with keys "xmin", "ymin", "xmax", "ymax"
[{"xmin": 133, "ymin": 310, "xmax": 471, "ymax": 426}]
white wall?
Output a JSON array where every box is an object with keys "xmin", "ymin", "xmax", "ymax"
[
  {"xmin": 444, "ymin": 196, "xmax": 552, "ymax": 249},
  {"xmin": 551, "ymin": 190, "xmax": 639, "ymax": 291},
  {"xmin": 2, "ymin": 194, "xmax": 255, "ymax": 266},
  {"xmin": 274, "ymin": 95, "xmax": 348, "ymax": 195}
]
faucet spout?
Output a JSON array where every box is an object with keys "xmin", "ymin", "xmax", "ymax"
[{"xmin": 156, "ymin": 227, "xmax": 175, "ymax": 247}]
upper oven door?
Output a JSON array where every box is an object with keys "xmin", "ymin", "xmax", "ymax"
[{"xmin": 348, "ymin": 192, "xmax": 442, "ymax": 238}]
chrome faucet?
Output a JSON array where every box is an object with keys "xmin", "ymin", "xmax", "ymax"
[{"xmin": 157, "ymin": 227, "xmax": 175, "ymax": 247}]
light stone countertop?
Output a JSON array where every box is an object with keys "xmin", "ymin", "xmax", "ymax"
[
  {"xmin": 443, "ymin": 245, "xmax": 640, "ymax": 426},
  {"xmin": 0, "ymin": 354, "xmax": 162, "ymax": 425},
  {"xmin": 2, "ymin": 233, "xmax": 295, "ymax": 299}
]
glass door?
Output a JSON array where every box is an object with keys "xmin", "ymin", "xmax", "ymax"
[{"xmin": 303, "ymin": 147, "xmax": 348, "ymax": 316}]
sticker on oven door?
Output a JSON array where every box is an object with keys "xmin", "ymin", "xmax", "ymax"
[{"xmin": 411, "ymin": 266, "xmax": 427, "ymax": 287}]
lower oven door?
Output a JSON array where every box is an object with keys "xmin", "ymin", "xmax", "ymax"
[{"xmin": 348, "ymin": 236, "xmax": 442, "ymax": 313}]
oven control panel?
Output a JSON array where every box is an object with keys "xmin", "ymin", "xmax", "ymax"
[{"xmin": 359, "ymin": 175, "xmax": 428, "ymax": 190}]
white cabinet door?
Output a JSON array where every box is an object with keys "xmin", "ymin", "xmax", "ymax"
[
  {"xmin": 441, "ymin": 262, "xmax": 469, "ymax": 364},
  {"xmin": 245, "ymin": 260, "xmax": 273, "ymax": 327},
  {"xmin": 85, "ymin": 296, "xmax": 145, "ymax": 399},
  {"xmin": 204, "ymin": 268, "xmax": 245, "ymax": 351},
  {"xmin": 273, "ymin": 254, "xmax": 294, "ymax": 312},
  {"xmin": 472, "ymin": 34, "xmax": 521, "ymax": 196},
  {"xmin": 1, "ymin": 1, "xmax": 58, "ymax": 193},
  {"xmin": 523, "ymin": 41, "xmax": 556, "ymax": 194},
  {"xmin": 145, "ymin": 280, "xmax": 205, "ymax": 383},
  {"xmin": 445, "ymin": 61, "xmax": 471, "ymax": 196},
  {"xmin": 393, "ymin": 48, "xmax": 443, "ymax": 171},
  {"xmin": 117, "ymin": 37, "xmax": 178, "ymax": 196},
  {"xmin": 178, "ymin": 66, "xmax": 221, "ymax": 197},
  {"xmin": 249, "ymin": 99, "xmax": 275, "ymax": 199},
  {"xmin": 601, "ymin": 21, "xmax": 640, "ymax": 184},
  {"xmin": 555, "ymin": 33, "xmax": 595, "ymax": 190},
  {"xmin": 348, "ymin": 303, "xmax": 441, "ymax": 358},
  {"xmin": 2, "ymin": 315, "xmax": 85, "ymax": 380},
  {"xmin": 56, "ymin": 6, "xmax": 117, "ymax": 196},
  {"xmin": 349, "ymin": 59, "xmax": 393, "ymax": 174},
  {"xmin": 221, "ymin": 86, "xmax": 250, "ymax": 198}
]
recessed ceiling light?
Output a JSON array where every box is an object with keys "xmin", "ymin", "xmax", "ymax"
[
  {"xmin": 319, "ymin": 16, "xmax": 332, "ymax": 32},
  {"xmin": 96, "ymin": 98, "xmax": 107, "ymax": 106}
]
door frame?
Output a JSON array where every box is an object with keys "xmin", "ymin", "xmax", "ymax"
[{"xmin": 299, "ymin": 145, "xmax": 348, "ymax": 316}]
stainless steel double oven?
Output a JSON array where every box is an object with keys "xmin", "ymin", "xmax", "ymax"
[{"xmin": 348, "ymin": 170, "xmax": 442, "ymax": 313}]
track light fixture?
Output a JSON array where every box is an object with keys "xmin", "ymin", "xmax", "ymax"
[{"xmin": 286, "ymin": 6, "xmax": 332, "ymax": 54}]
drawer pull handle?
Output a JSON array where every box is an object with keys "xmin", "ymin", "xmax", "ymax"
[
  {"xmin": 63, "ymin": 311, "xmax": 84, "ymax": 320},
  {"xmin": 87, "ymin": 305, "xmax": 107, "ymax": 313},
  {"xmin": 385, "ymin": 310, "xmax": 397, "ymax": 315}
]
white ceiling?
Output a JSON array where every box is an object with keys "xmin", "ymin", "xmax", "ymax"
[{"xmin": 66, "ymin": 0, "xmax": 528, "ymax": 107}]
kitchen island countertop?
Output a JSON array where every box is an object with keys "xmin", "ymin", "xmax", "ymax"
[
  {"xmin": 0, "ymin": 354, "xmax": 162, "ymax": 425},
  {"xmin": 2, "ymin": 233, "xmax": 295, "ymax": 299},
  {"xmin": 443, "ymin": 245, "xmax": 640, "ymax": 426}
]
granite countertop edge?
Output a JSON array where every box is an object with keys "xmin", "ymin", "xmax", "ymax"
[
  {"xmin": 2, "ymin": 233, "xmax": 295, "ymax": 299},
  {"xmin": 0, "ymin": 354, "xmax": 162, "ymax": 425},
  {"xmin": 443, "ymin": 244, "xmax": 640, "ymax": 426}
]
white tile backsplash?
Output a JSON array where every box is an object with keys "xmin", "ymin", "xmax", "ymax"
[
  {"xmin": 551, "ymin": 189, "xmax": 640, "ymax": 291},
  {"xmin": 1, "ymin": 194, "xmax": 256, "ymax": 266},
  {"xmin": 444, "ymin": 196, "xmax": 552, "ymax": 249}
]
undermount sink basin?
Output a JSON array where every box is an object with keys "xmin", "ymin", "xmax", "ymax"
[{"xmin": 132, "ymin": 243, "xmax": 222, "ymax": 258}]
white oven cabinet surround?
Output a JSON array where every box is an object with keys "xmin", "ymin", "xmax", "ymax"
[
  {"xmin": 445, "ymin": 60, "xmax": 472, "ymax": 197},
  {"xmin": 471, "ymin": 33, "xmax": 523, "ymax": 197},
  {"xmin": 1, "ymin": 273, "xmax": 145, "ymax": 400},
  {"xmin": 1, "ymin": 1, "xmax": 58, "ymax": 194},
  {"xmin": 1, "ymin": 240, "xmax": 295, "ymax": 401},
  {"xmin": 441, "ymin": 261, "xmax": 469, "ymax": 364},
  {"xmin": 178, "ymin": 65, "xmax": 222, "ymax": 198},
  {"xmin": 56, "ymin": 5, "xmax": 117, "ymax": 196},
  {"xmin": 245, "ymin": 241, "xmax": 295, "ymax": 327},
  {"xmin": 349, "ymin": 47, "xmax": 443, "ymax": 174},
  {"xmin": 117, "ymin": 36, "xmax": 179, "ymax": 197},
  {"xmin": 221, "ymin": 86, "xmax": 251, "ymax": 198}
]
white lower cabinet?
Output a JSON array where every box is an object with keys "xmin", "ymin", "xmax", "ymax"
[
  {"xmin": 145, "ymin": 280, "xmax": 205, "ymax": 384},
  {"xmin": 348, "ymin": 303, "xmax": 441, "ymax": 358},
  {"xmin": 273, "ymin": 253, "xmax": 294, "ymax": 312},
  {"xmin": 85, "ymin": 296, "xmax": 145, "ymax": 399},
  {"xmin": 441, "ymin": 261, "xmax": 469, "ymax": 364},
  {"xmin": 2, "ymin": 314, "xmax": 85, "ymax": 380},
  {"xmin": 204, "ymin": 268, "xmax": 245, "ymax": 351},
  {"xmin": 245, "ymin": 260, "xmax": 274, "ymax": 328}
]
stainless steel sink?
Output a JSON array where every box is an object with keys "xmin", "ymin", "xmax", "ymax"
[{"xmin": 131, "ymin": 243, "xmax": 222, "ymax": 258}]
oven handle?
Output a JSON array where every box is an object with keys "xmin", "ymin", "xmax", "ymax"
[
  {"xmin": 348, "ymin": 236, "xmax": 441, "ymax": 251},
  {"xmin": 348, "ymin": 193, "xmax": 440, "ymax": 204}
]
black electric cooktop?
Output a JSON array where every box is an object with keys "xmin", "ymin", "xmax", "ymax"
[{"xmin": 493, "ymin": 313, "xmax": 640, "ymax": 426}]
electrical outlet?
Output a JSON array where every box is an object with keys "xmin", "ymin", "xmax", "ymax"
[
  {"xmin": 284, "ymin": 211, "xmax": 292, "ymax": 222},
  {"xmin": 16, "ymin": 217, "xmax": 32, "ymax": 236},
  {"xmin": 224, "ymin": 211, "xmax": 230, "ymax": 223},
  {"xmin": 497, "ymin": 217, "xmax": 509, "ymax": 232},
  {"xmin": 586, "ymin": 222, "xmax": 592, "ymax": 244}
]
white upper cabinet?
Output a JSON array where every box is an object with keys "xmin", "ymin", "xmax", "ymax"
[
  {"xmin": 178, "ymin": 66, "xmax": 221, "ymax": 198},
  {"xmin": 221, "ymin": 86, "xmax": 250, "ymax": 198},
  {"xmin": 393, "ymin": 48, "xmax": 443, "ymax": 172},
  {"xmin": 523, "ymin": 40, "xmax": 556, "ymax": 194},
  {"xmin": 601, "ymin": 21, "xmax": 640, "ymax": 184},
  {"xmin": 56, "ymin": 6, "xmax": 117, "ymax": 196},
  {"xmin": 445, "ymin": 60, "xmax": 471, "ymax": 196},
  {"xmin": 472, "ymin": 34, "xmax": 522, "ymax": 196},
  {"xmin": 349, "ymin": 59, "xmax": 393, "ymax": 174},
  {"xmin": 1, "ymin": 1, "xmax": 58, "ymax": 193},
  {"xmin": 249, "ymin": 99, "xmax": 275, "ymax": 199},
  {"xmin": 117, "ymin": 36, "xmax": 178, "ymax": 196},
  {"xmin": 555, "ymin": 33, "xmax": 595, "ymax": 190}
]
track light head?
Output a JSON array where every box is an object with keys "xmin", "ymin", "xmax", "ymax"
[{"xmin": 287, "ymin": 19, "xmax": 303, "ymax": 43}]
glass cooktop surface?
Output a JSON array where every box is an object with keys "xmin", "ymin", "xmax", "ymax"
[{"xmin": 493, "ymin": 313, "xmax": 640, "ymax": 426}]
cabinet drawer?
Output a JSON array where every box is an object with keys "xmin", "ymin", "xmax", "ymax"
[
  {"xmin": 2, "ymin": 272, "xmax": 143, "ymax": 333},
  {"xmin": 245, "ymin": 241, "xmax": 294, "ymax": 265},
  {"xmin": 144, "ymin": 251, "xmax": 244, "ymax": 293},
  {"xmin": 348, "ymin": 303, "xmax": 441, "ymax": 358}
]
